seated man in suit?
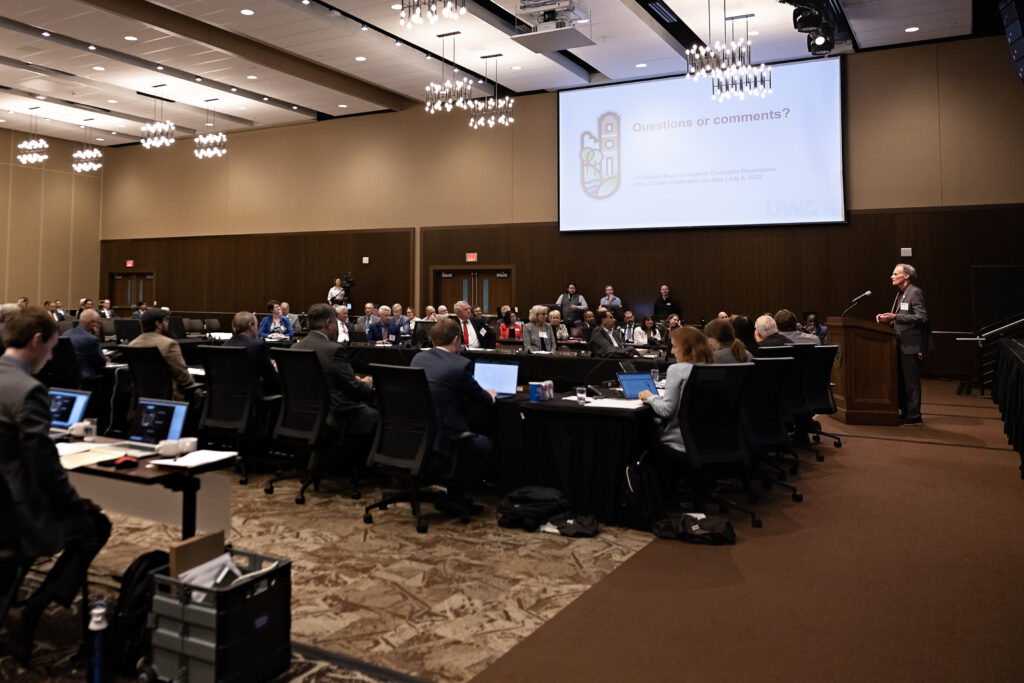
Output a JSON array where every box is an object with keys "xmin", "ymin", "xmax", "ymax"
[
  {"xmin": 753, "ymin": 314, "xmax": 788, "ymax": 349},
  {"xmin": 410, "ymin": 318, "xmax": 495, "ymax": 505},
  {"xmin": 590, "ymin": 310, "xmax": 637, "ymax": 358},
  {"xmin": 97, "ymin": 299, "xmax": 115, "ymax": 319},
  {"xmin": 280, "ymin": 301, "xmax": 302, "ymax": 334},
  {"xmin": 335, "ymin": 305, "xmax": 354, "ymax": 343},
  {"xmin": 356, "ymin": 302, "xmax": 379, "ymax": 329},
  {"xmin": 367, "ymin": 305, "xmax": 401, "ymax": 345},
  {"xmin": 0, "ymin": 306, "xmax": 111, "ymax": 664},
  {"xmin": 53, "ymin": 300, "xmax": 67, "ymax": 321},
  {"xmin": 774, "ymin": 309, "xmax": 820, "ymax": 344},
  {"xmin": 453, "ymin": 300, "xmax": 495, "ymax": 349},
  {"xmin": 128, "ymin": 308, "xmax": 200, "ymax": 400},
  {"xmin": 224, "ymin": 311, "xmax": 280, "ymax": 397},
  {"xmin": 391, "ymin": 303, "xmax": 411, "ymax": 336},
  {"xmin": 132, "ymin": 301, "xmax": 147, "ymax": 320},
  {"xmin": 295, "ymin": 304, "xmax": 377, "ymax": 437},
  {"xmin": 61, "ymin": 308, "xmax": 107, "ymax": 386}
]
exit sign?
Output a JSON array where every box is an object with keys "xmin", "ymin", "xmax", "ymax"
[
  {"xmin": 465, "ymin": 252, "xmax": 478, "ymax": 263},
  {"xmin": 126, "ymin": 259, "xmax": 134, "ymax": 268}
]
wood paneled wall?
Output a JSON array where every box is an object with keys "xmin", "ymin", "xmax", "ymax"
[{"xmin": 99, "ymin": 228, "xmax": 413, "ymax": 315}]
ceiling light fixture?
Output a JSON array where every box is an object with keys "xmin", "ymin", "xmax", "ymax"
[
  {"xmin": 905, "ymin": 26, "xmax": 919, "ymax": 33},
  {"xmin": 231, "ymin": 87, "xmax": 238, "ymax": 92},
  {"xmin": 88, "ymin": 45, "xmax": 96, "ymax": 50},
  {"xmin": 355, "ymin": 56, "xmax": 367, "ymax": 62},
  {"xmin": 124, "ymin": 35, "xmax": 138, "ymax": 41},
  {"xmin": 247, "ymin": 75, "xmax": 258, "ymax": 79},
  {"xmin": 41, "ymin": 31, "xmax": 50, "ymax": 37},
  {"xmin": 96, "ymin": 137, "xmax": 104, "ymax": 142},
  {"xmin": 338, "ymin": 104, "xmax": 348, "ymax": 108},
  {"xmin": 399, "ymin": 0, "xmax": 467, "ymax": 29},
  {"xmin": 194, "ymin": 105, "xmax": 226, "ymax": 158},
  {"xmin": 141, "ymin": 99, "xmax": 175, "ymax": 149},
  {"xmin": 156, "ymin": 65, "xmax": 164, "ymax": 70},
  {"xmin": 195, "ymin": 77, "xmax": 203, "ymax": 82},
  {"xmin": 635, "ymin": 63, "xmax": 647, "ymax": 68},
  {"xmin": 510, "ymin": 65, "xmax": 521, "ymax": 71},
  {"xmin": 17, "ymin": 138, "xmax": 49, "ymax": 165},
  {"xmin": 469, "ymin": 54, "xmax": 514, "ymax": 130},
  {"xmin": 240, "ymin": 9, "xmax": 255, "ymax": 16},
  {"xmin": 426, "ymin": 31, "xmax": 473, "ymax": 114},
  {"xmin": 73, "ymin": 127, "xmax": 103, "ymax": 173},
  {"xmin": 93, "ymin": 66, "xmax": 105, "ymax": 71},
  {"xmin": 361, "ymin": 24, "xmax": 369, "ymax": 31},
  {"xmin": 686, "ymin": 4, "xmax": 771, "ymax": 102}
]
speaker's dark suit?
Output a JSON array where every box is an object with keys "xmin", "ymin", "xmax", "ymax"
[
  {"xmin": 294, "ymin": 330, "xmax": 377, "ymax": 434},
  {"xmin": 0, "ymin": 355, "xmax": 110, "ymax": 606},
  {"xmin": 891, "ymin": 283, "xmax": 930, "ymax": 420}
]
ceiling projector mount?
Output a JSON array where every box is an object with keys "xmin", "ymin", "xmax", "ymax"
[{"xmin": 511, "ymin": 0, "xmax": 596, "ymax": 53}]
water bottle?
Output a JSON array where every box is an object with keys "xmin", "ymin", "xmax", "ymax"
[{"xmin": 88, "ymin": 599, "xmax": 110, "ymax": 683}]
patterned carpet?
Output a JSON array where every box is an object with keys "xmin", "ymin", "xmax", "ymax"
[{"xmin": 2, "ymin": 477, "xmax": 651, "ymax": 682}]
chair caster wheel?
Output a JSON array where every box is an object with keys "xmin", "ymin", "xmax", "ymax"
[
  {"xmin": 351, "ymin": 490, "xmax": 361, "ymax": 500},
  {"xmin": 264, "ymin": 485, "xmax": 274, "ymax": 494},
  {"xmin": 813, "ymin": 434, "xmax": 821, "ymax": 443},
  {"xmin": 815, "ymin": 453, "xmax": 825, "ymax": 462},
  {"xmin": 751, "ymin": 517, "xmax": 763, "ymax": 528},
  {"xmin": 240, "ymin": 476, "xmax": 248, "ymax": 485},
  {"xmin": 363, "ymin": 513, "xmax": 373, "ymax": 524},
  {"xmin": 792, "ymin": 493, "xmax": 803, "ymax": 502},
  {"xmin": 416, "ymin": 520, "xmax": 428, "ymax": 533},
  {"xmin": 295, "ymin": 494, "xmax": 305, "ymax": 505},
  {"xmin": 834, "ymin": 441, "xmax": 842, "ymax": 448}
]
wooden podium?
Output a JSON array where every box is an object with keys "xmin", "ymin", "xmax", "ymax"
[{"xmin": 825, "ymin": 317, "xmax": 900, "ymax": 425}]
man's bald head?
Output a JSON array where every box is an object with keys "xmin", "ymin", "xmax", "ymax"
[{"xmin": 78, "ymin": 307, "xmax": 101, "ymax": 334}]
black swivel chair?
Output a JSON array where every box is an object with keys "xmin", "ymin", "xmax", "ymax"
[
  {"xmin": 184, "ymin": 318, "xmax": 204, "ymax": 336},
  {"xmin": 362, "ymin": 363, "xmax": 474, "ymax": 533},
  {"xmin": 742, "ymin": 357, "xmax": 804, "ymax": 502},
  {"xmin": 675, "ymin": 362, "xmax": 762, "ymax": 527},
  {"xmin": 118, "ymin": 345, "xmax": 174, "ymax": 401},
  {"xmin": 755, "ymin": 344, "xmax": 821, "ymax": 460},
  {"xmin": 114, "ymin": 318, "xmax": 142, "ymax": 344},
  {"xmin": 57, "ymin": 319, "xmax": 74, "ymax": 334},
  {"xmin": 803, "ymin": 345, "xmax": 843, "ymax": 448},
  {"xmin": 264, "ymin": 348, "xmax": 357, "ymax": 503},
  {"xmin": 35, "ymin": 337, "xmax": 82, "ymax": 390},
  {"xmin": 100, "ymin": 318, "xmax": 116, "ymax": 340}
]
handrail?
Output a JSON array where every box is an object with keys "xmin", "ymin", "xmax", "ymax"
[{"xmin": 980, "ymin": 313, "xmax": 1024, "ymax": 338}]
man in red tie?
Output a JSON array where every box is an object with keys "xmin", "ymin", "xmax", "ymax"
[
  {"xmin": 453, "ymin": 300, "xmax": 495, "ymax": 350},
  {"xmin": 876, "ymin": 263, "xmax": 929, "ymax": 425}
]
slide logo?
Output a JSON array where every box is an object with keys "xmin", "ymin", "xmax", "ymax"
[{"xmin": 579, "ymin": 112, "xmax": 621, "ymax": 199}]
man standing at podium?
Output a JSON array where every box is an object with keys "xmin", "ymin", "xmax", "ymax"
[{"xmin": 876, "ymin": 263, "xmax": 929, "ymax": 425}]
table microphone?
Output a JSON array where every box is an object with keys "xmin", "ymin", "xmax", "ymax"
[{"xmin": 841, "ymin": 290, "xmax": 872, "ymax": 316}]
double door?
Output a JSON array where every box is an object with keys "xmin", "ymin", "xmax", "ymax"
[
  {"xmin": 110, "ymin": 272, "xmax": 156, "ymax": 311},
  {"xmin": 432, "ymin": 267, "xmax": 514, "ymax": 316}
]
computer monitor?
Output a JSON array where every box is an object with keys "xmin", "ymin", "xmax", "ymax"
[
  {"xmin": 48, "ymin": 388, "xmax": 91, "ymax": 428},
  {"xmin": 126, "ymin": 398, "xmax": 188, "ymax": 444},
  {"xmin": 617, "ymin": 372, "xmax": 659, "ymax": 400},
  {"xmin": 473, "ymin": 361, "xmax": 519, "ymax": 397}
]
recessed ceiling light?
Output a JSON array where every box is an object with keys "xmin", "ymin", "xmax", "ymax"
[
  {"xmin": 635, "ymin": 63, "xmax": 647, "ymax": 68},
  {"xmin": 205, "ymin": 122, "xmax": 214, "ymax": 126},
  {"xmin": 107, "ymin": 99, "xmax": 118, "ymax": 103},
  {"xmin": 292, "ymin": 105, "xmax": 298, "ymax": 109},
  {"xmin": 246, "ymin": 74, "xmax": 258, "ymax": 79},
  {"xmin": 96, "ymin": 137, "xmax": 104, "ymax": 141},
  {"xmin": 124, "ymin": 35, "xmax": 138, "ymax": 41},
  {"xmin": 0, "ymin": 119, "xmax": 5, "ymax": 123},
  {"xmin": 88, "ymin": 45, "xmax": 97, "ymax": 51},
  {"xmin": 41, "ymin": 31, "xmax": 50, "ymax": 37},
  {"xmin": 510, "ymin": 65, "xmax": 521, "ymax": 71},
  {"xmin": 239, "ymin": 106, "xmax": 247, "ymax": 109},
  {"xmin": 355, "ymin": 56, "xmax": 367, "ymax": 62},
  {"xmin": 361, "ymin": 24, "xmax": 368, "ymax": 31},
  {"xmin": 576, "ymin": 18, "xmax": 589, "ymax": 24},
  {"xmin": 230, "ymin": 87, "xmax": 238, "ymax": 92},
  {"xmin": 35, "ymin": 95, "xmax": 46, "ymax": 100},
  {"xmin": 302, "ymin": 0, "xmax": 310, "ymax": 4},
  {"xmin": 477, "ymin": 79, "xmax": 483, "ymax": 83},
  {"xmin": 93, "ymin": 66, "xmax": 105, "ymax": 71},
  {"xmin": 240, "ymin": 9, "xmax": 254, "ymax": 16},
  {"xmin": 80, "ymin": 124, "xmax": 86, "ymax": 128},
  {"xmin": 156, "ymin": 65, "xmax": 164, "ymax": 70},
  {"xmin": 338, "ymin": 104, "xmax": 348, "ymax": 108},
  {"xmin": 426, "ymin": 54, "xmax": 431, "ymax": 60},
  {"xmin": 749, "ymin": 30, "xmax": 760, "ymax": 36},
  {"xmin": 453, "ymin": 68, "xmax": 459, "ymax": 73},
  {"xmin": 110, "ymin": 131, "xmax": 117, "ymax": 135},
  {"xmin": 195, "ymin": 77, "xmax": 202, "ymax": 82},
  {"xmin": 390, "ymin": 3, "xmax": 402, "ymax": 9},
  {"xmin": 395, "ymin": 40, "xmax": 401, "ymax": 46},
  {"xmin": 262, "ymin": 97, "xmax": 268, "ymax": 101},
  {"xmin": 905, "ymin": 26, "xmax": 919, "ymax": 33}
]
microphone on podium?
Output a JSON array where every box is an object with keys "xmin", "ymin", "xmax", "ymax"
[{"xmin": 841, "ymin": 290, "xmax": 872, "ymax": 316}]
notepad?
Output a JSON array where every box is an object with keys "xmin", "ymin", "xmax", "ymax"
[{"xmin": 151, "ymin": 450, "xmax": 238, "ymax": 470}]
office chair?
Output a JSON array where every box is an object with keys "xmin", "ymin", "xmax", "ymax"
[
  {"xmin": 114, "ymin": 318, "xmax": 143, "ymax": 344},
  {"xmin": 674, "ymin": 362, "xmax": 762, "ymax": 527},
  {"xmin": 184, "ymin": 318, "xmax": 204, "ymax": 335},
  {"xmin": 362, "ymin": 363, "xmax": 475, "ymax": 534},
  {"xmin": 803, "ymin": 345, "xmax": 843, "ymax": 448},
  {"xmin": 265, "ymin": 348, "xmax": 357, "ymax": 503},
  {"xmin": 118, "ymin": 345, "xmax": 174, "ymax": 401},
  {"xmin": 58, "ymin": 319, "xmax": 74, "ymax": 334},
  {"xmin": 203, "ymin": 318, "xmax": 221, "ymax": 332},
  {"xmin": 742, "ymin": 357, "xmax": 803, "ymax": 501},
  {"xmin": 198, "ymin": 346, "xmax": 281, "ymax": 484},
  {"xmin": 100, "ymin": 317, "xmax": 116, "ymax": 340},
  {"xmin": 35, "ymin": 337, "xmax": 82, "ymax": 390},
  {"xmin": 754, "ymin": 344, "xmax": 822, "ymax": 461}
]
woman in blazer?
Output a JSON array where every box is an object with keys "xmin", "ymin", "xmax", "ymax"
[
  {"xmin": 638, "ymin": 326, "xmax": 714, "ymax": 452},
  {"xmin": 522, "ymin": 305, "xmax": 555, "ymax": 352},
  {"xmin": 499, "ymin": 310, "xmax": 523, "ymax": 340},
  {"xmin": 632, "ymin": 315, "xmax": 661, "ymax": 346},
  {"xmin": 259, "ymin": 300, "xmax": 293, "ymax": 339}
]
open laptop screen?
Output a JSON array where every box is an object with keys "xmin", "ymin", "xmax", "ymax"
[
  {"xmin": 127, "ymin": 398, "xmax": 188, "ymax": 444},
  {"xmin": 473, "ymin": 361, "xmax": 519, "ymax": 396},
  {"xmin": 49, "ymin": 389, "xmax": 91, "ymax": 428},
  {"xmin": 617, "ymin": 372, "xmax": 659, "ymax": 400}
]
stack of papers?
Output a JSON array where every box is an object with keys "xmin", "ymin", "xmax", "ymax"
[{"xmin": 151, "ymin": 450, "xmax": 237, "ymax": 470}]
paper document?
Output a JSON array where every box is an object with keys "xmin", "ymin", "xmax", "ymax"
[
  {"xmin": 59, "ymin": 449, "xmax": 121, "ymax": 470},
  {"xmin": 57, "ymin": 442, "xmax": 97, "ymax": 456},
  {"xmin": 560, "ymin": 397, "xmax": 647, "ymax": 410},
  {"xmin": 188, "ymin": 367, "xmax": 206, "ymax": 376},
  {"xmin": 151, "ymin": 450, "xmax": 237, "ymax": 470}
]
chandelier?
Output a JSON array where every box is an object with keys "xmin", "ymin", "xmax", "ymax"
[
  {"xmin": 425, "ymin": 31, "xmax": 474, "ymax": 113},
  {"xmin": 72, "ymin": 147, "xmax": 103, "ymax": 173},
  {"xmin": 141, "ymin": 99, "xmax": 176, "ymax": 148},
  {"xmin": 194, "ymin": 132, "xmax": 227, "ymax": 159},
  {"xmin": 685, "ymin": 3, "xmax": 772, "ymax": 102},
  {"xmin": 469, "ymin": 55, "xmax": 515, "ymax": 129},
  {"xmin": 194, "ymin": 106, "xmax": 227, "ymax": 159},
  {"xmin": 17, "ymin": 138, "xmax": 49, "ymax": 165},
  {"xmin": 17, "ymin": 114, "xmax": 49, "ymax": 165},
  {"xmin": 399, "ymin": 0, "xmax": 466, "ymax": 29}
]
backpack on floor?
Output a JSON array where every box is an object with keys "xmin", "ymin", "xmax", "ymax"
[
  {"xmin": 109, "ymin": 550, "xmax": 170, "ymax": 675},
  {"xmin": 498, "ymin": 486, "xmax": 571, "ymax": 532},
  {"xmin": 621, "ymin": 452, "xmax": 666, "ymax": 532},
  {"xmin": 653, "ymin": 512, "xmax": 736, "ymax": 545}
]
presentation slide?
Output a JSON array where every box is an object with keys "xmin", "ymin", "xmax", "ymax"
[{"xmin": 558, "ymin": 59, "xmax": 844, "ymax": 231}]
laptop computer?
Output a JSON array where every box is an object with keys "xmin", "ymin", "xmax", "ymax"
[
  {"xmin": 48, "ymin": 388, "xmax": 91, "ymax": 437},
  {"xmin": 473, "ymin": 361, "xmax": 519, "ymax": 399},
  {"xmin": 617, "ymin": 372, "xmax": 659, "ymax": 400},
  {"xmin": 109, "ymin": 397, "xmax": 188, "ymax": 454}
]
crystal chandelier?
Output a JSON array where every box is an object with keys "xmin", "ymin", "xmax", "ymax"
[
  {"xmin": 399, "ymin": 0, "xmax": 466, "ymax": 29},
  {"xmin": 17, "ymin": 138, "xmax": 49, "ymax": 165},
  {"xmin": 72, "ymin": 147, "xmax": 103, "ymax": 173},
  {"xmin": 685, "ymin": 3, "xmax": 772, "ymax": 102},
  {"xmin": 141, "ymin": 99, "xmax": 176, "ymax": 148},
  {"xmin": 17, "ymin": 114, "xmax": 49, "ymax": 165},
  {"xmin": 425, "ymin": 31, "xmax": 474, "ymax": 114},
  {"xmin": 194, "ymin": 132, "xmax": 227, "ymax": 159},
  {"xmin": 469, "ymin": 55, "xmax": 515, "ymax": 129}
]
